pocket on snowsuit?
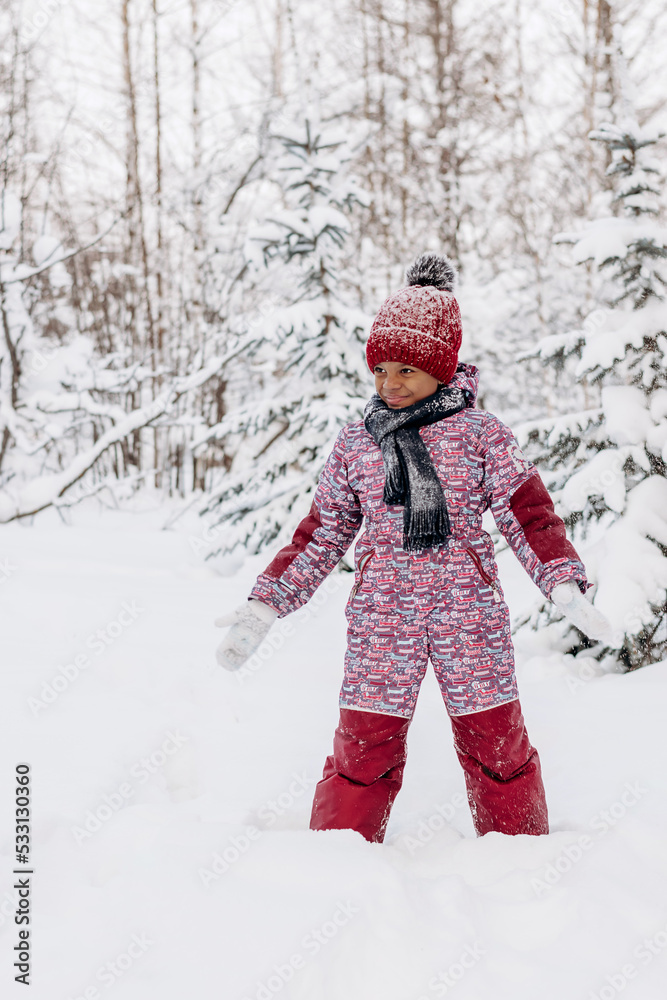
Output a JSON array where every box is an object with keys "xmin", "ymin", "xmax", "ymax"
[
  {"xmin": 349, "ymin": 549, "xmax": 375, "ymax": 599},
  {"xmin": 463, "ymin": 542, "xmax": 502, "ymax": 603}
]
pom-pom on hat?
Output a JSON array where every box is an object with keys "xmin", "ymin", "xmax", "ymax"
[{"xmin": 366, "ymin": 252, "xmax": 463, "ymax": 385}]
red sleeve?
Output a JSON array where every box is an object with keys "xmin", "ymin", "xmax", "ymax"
[
  {"xmin": 509, "ymin": 474, "xmax": 581, "ymax": 564},
  {"xmin": 248, "ymin": 425, "xmax": 363, "ymax": 616},
  {"xmin": 484, "ymin": 413, "xmax": 589, "ymax": 599},
  {"xmin": 263, "ymin": 501, "xmax": 323, "ymax": 579}
]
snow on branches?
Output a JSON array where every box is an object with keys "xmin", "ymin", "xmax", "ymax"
[
  {"xmin": 518, "ymin": 72, "xmax": 667, "ymax": 669},
  {"xmin": 0, "ymin": 195, "xmax": 246, "ymax": 521},
  {"xmin": 194, "ymin": 118, "xmax": 372, "ymax": 560}
]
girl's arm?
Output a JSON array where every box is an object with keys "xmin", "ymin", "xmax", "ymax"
[
  {"xmin": 483, "ymin": 414, "xmax": 589, "ymax": 600},
  {"xmin": 248, "ymin": 425, "xmax": 363, "ymax": 617}
]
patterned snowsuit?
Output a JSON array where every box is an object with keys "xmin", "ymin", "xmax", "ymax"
[{"xmin": 249, "ymin": 364, "xmax": 588, "ymax": 840}]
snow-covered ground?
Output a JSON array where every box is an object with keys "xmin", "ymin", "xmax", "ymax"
[{"xmin": 1, "ymin": 503, "xmax": 667, "ymax": 1000}]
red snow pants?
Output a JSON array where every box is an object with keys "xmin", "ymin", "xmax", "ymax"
[{"xmin": 309, "ymin": 699, "xmax": 548, "ymax": 842}]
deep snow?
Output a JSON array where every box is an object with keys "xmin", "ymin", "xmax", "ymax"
[{"xmin": 1, "ymin": 501, "xmax": 667, "ymax": 1000}]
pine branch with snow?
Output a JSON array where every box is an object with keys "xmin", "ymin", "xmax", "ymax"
[
  {"xmin": 518, "ymin": 58, "xmax": 667, "ymax": 670},
  {"xmin": 193, "ymin": 118, "xmax": 372, "ymax": 561}
]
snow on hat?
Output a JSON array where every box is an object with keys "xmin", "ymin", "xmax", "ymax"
[{"xmin": 366, "ymin": 252, "xmax": 463, "ymax": 385}]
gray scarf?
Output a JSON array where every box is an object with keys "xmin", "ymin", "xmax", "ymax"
[{"xmin": 364, "ymin": 385, "xmax": 467, "ymax": 552}]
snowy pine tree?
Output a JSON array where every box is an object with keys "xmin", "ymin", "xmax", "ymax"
[
  {"xmin": 195, "ymin": 118, "xmax": 371, "ymax": 560},
  {"xmin": 517, "ymin": 88, "xmax": 667, "ymax": 669}
]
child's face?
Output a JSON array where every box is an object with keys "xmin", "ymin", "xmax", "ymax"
[{"xmin": 373, "ymin": 361, "xmax": 441, "ymax": 408}]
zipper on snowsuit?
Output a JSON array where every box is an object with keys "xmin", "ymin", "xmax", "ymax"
[
  {"xmin": 464, "ymin": 544, "xmax": 501, "ymax": 602},
  {"xmin": 350, "ymin": 550, "xmax": 374, "ymax": 598}
]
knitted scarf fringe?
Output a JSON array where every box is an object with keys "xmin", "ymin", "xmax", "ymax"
[{"xmin": 402, "ymin": 505, "xmax": 451, "ymax": 553}]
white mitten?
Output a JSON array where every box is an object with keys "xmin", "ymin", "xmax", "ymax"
[
  {"xmin": 550, "ymin": 581, "xmax": 619, "ymax": 646},
  {"xmin": 215, "ymin": 599, "xmax": 278, "ymax": 670}
]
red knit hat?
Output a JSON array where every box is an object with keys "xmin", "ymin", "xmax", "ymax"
[{"xmin": 366, "ymin": 253, "xmax": 462, "ymax": 385}]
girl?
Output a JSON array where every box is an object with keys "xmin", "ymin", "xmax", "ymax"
[{"xmin": 215, "ymin": 253, "xmax": 611, "ymax": 844}]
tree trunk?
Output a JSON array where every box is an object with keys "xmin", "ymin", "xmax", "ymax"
[
  {"xmin": 596, "ymin": 0, "xmax": 616, "ymax": 190},
  {"xmin": 121, "ymin": 0, "xmax": 156, "ymax": 363},
  {"xmin": 152, "ymin": 0, "xmax": 164, "ymax": 486}
]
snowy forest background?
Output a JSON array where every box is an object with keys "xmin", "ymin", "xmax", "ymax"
[{"xmin": 2, "ymin": 0, "xmax": 667, "ymax": 668}]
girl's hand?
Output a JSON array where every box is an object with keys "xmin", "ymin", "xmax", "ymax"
[
  {"xmin": 215, "ymin": 599, "xmax": 278, "ymax": 670},
  {"xmin": 550, "ymin": 581, "xmax": 621, "ymax": 647}
]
